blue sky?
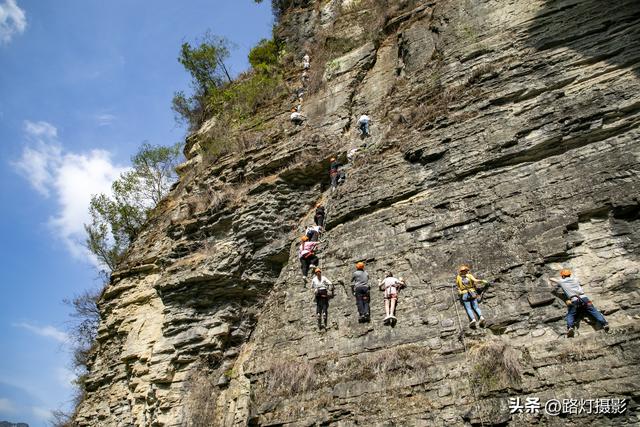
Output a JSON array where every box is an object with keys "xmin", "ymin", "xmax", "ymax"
[{"xmin": 0, "ymin": 1, "xmax": 273, "ymax": 425}]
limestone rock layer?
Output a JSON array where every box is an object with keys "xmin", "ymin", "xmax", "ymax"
[{"xmin": 75, "ymin": 0, "xmax": 640, "ymax": 426}]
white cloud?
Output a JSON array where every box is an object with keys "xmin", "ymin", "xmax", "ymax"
[
  {"xmin": 49, "ymin": 149, "xmax": 127, "ymax": 263},
  {"xmin": 13, "ymin": 120, "xmax": 129, "ymax": 265},
  {"xmin": 13, "ymin": 120, "xmax": 61, "ymax": 196},
  {"xmin": 12, "ymin": 322, "xmax": 69, "ymax": 343},
  {"xmin": 0, "ymin": 0, "xmax": 26, "ymax": 44},
  {"xmin": 94, "ymin": 113, "xmax": 116, "ymax": 126},
  {"xmin": 24, "ymin": 120, "xmax": 58, "ymax": 139},
  {"xmin": 0, "ymin": 397, "xmax": 16, "ymax": 413}
]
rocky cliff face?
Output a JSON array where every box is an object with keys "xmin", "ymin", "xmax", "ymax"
[{"xmin": 75, "ymin": 1, "xmax": 640, "ymax": 425}]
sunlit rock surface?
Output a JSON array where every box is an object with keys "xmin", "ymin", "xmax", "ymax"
[{"xmin": 76, "ymin": 1, "xmax": 640, "ymax": 425}]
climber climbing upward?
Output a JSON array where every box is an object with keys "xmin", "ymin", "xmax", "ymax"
[
  {"xmin": 311, "ymin": 268, "xmax": 334, "ymax": 330},
  {"xmin": 290, "ymin": 108, "xmax": 305, "ymax": 126},
  {"xmin": 305, "ymin": 224, "xmax": 322, "ymax": 242},
  {"xmin": 314, "ymin": 204, "xmax": 325, "ymax": 227},
  {"xmin": 329, "ymin": 157, "xmax": 344, "ymax": 191},
  {"xmin": 549, "ymin": 269, "xmax": 609, "ymax": 337},
  {"xmin": 455, "ymin": 265, "xmax": 488, "ymax": 328},
  {"xmin": 351, "ymin": 262, "xmax": 371, "ymax": 323},
  {"xmin": 357, "ymin": 113, "xmax": 371, "ymax": 137},
  {"xmin": 302, "ymin": 53, "xmax": 310, "ymax": 70},
  {"xmin": 379, "ymin": 271, "xmax": 406, "ymax": 325},
  {"xmin": 299, "ymin": 236, "xmax": 319, "ymax": 284}
]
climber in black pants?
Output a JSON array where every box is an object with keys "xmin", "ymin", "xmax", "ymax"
[
  {"xmin": 351, "ymin": 262, "xmax": 370, "ymax": 322},
  {"xmin": 311, "ymin": 268, "xmax": 334, "ymax": 330},
  {"xmin": 314, "ymin": 204, "xmax": 325, "ymax": 227},
  {"xmin": 329, "ymin": 157, "xmax": 343, "ymax": 192},
  {"xmin": 298, "ymin": 236, "xmax": 319, "ymax": 284}
]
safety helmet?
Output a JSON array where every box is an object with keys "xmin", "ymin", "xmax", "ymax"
[
  {"xmin": 458, "ymin": 265, "xmax": 470, "ymax": 273},
  {"xmin": 356, "ymin": 262, "xmax": 365, "ymax": 270},
  {"xmin": 330, "ymin": 157, "xmax": 336, "ymax": 162},
  {"xmin": 301, "ymin": 235, "xmax": 309, "ymax": 242},
  {"xmin": 314, "ymin": 268, "xmax": 322, "ymax": 273},
  {"xmin": 560, "ymin": 269, "xmax": 572, "ymax": 278}
]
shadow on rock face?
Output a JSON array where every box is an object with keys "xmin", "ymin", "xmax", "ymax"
[{"xmin": 525, "ymin": 0, "xmax": 640, "ymax": 76}]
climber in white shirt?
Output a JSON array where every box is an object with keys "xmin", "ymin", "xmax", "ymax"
[
  {"xmin": 357, "ymin": 114, "xmax": 371, "ymax": 137},
  {"xmin": 290, "ymin": 107, "xmax": 305, "ymax": 126},
  {"xmin": 311, "ymin": 268, "xmax": 334, "ymax": 330},
  {"xmin": 378, "ymin": 271, "xmax": 406, "ymax": 325}
]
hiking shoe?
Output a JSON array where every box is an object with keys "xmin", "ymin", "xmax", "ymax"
[
  {"xmin": 567, "ymin": 327, "xmax": 575, "ymax": 338},
  {"xmin": 469, "ymin": 320, "xmax": 477, "ymax": 328},
  {"xmin": 478, "ymin": 317, "xmax": 486, "ymax": 327},
  {"xmin": 603, "ymin": 324, "xmax": 610, "ymax": 333}
]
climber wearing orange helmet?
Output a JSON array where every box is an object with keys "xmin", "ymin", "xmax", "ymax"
[
  {"xmin": 351, "ymin": 261, "xmax": 370, "ymax": 322},
  {"xmin": 290, "ymin": 108, "xmax": 305, "ymax": 126},
  {"xmin": 455, "ymin": 265, "xmax": 488, "ymax": 328},
  {"xmin": 298, "ymin": 235, "xmax": 319, "ymax": 283},
  {"xmin": 550, "ymin": 269, "xmax": 609, "ymax": 337}
]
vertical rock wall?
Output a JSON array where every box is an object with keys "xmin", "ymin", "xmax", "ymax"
[{"xmin": 76, "ymin": 0, "xmax": 640, "ymax": 425}]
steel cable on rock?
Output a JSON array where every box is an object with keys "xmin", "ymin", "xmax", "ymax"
[{"xmin": 449, "ymin": 283, "xmax": 487, "ymax": 427}]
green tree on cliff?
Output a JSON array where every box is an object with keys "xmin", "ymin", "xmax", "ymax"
[
  {"xmin": 85, "ymin": 142, "xmax": 182, "ymax": 272},
  {"xmin": 172, "ymin": 32, "xmax": 233, "ymax": 130},
  {"xmin": 253, "ymin": 0, "xmax": 293, "ymax": 19}
]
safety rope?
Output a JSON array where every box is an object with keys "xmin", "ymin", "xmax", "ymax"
[{"xmin": 450, "ymin": 284, "xmax": 486, "ymax": 427}]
